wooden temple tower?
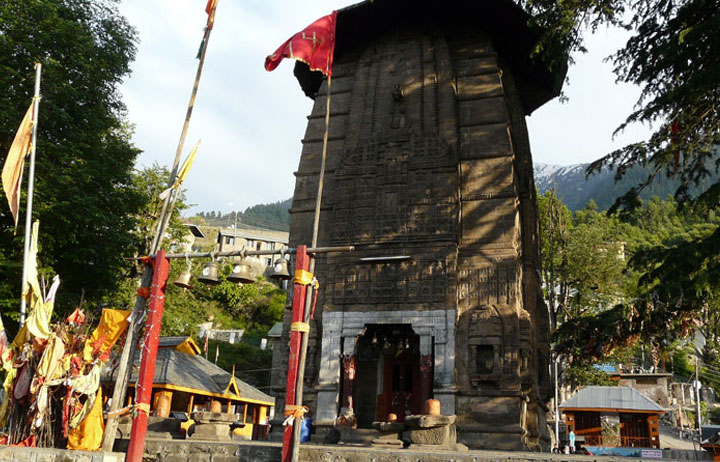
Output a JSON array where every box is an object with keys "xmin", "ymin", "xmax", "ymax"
[{"xmin": 270, "ymin": 0, "xmax": 566, "ymax": 450}]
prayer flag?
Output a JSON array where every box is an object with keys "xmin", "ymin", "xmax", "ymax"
[
  {"xmin": 159, "ymin": 140, "xmax": 200, "ymax": 200},
  {"xmin": 0, "ymin": 316, "xmax": 8, "ymax": 364},
  {"xmin": 265, "ymin": 11, "xmax": 337, "ymax": 77},
  {"xmin": 2, "ymin": 101, "xmax": 34, "ymax": 228}
]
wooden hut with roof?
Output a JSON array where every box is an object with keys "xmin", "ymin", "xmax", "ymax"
[
  {"xmin": 102, "ymin": 336, "xmax": 274, "ymax": 440},
  {"xmin": 560, "ymin": 386, "xmax": 665, "ymax": 449}
]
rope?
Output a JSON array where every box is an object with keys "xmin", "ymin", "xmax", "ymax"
[
  {"xmin": 310, "ymin": 277, "xmax": 319, "ymax": 319},
  {"xmin": 293, "ymin": 270, "xmax": 314, "ymax": 285},
  {"xmin": 134, "ymin": 403, "xmax": 151, "ymax": 415},
  {"xmin": 290, "ymin": 322, "xmax": 310, "ymax": 333},
  {"xmin": 282, "ymin": 405, "xmax": 309, "ymax": 426},
  {"xmin": 136, "ymin": 287, "xmax": 151, "ymax": 299}
]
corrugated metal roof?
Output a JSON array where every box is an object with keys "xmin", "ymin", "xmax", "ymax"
[
  {"xmin": 560, "ymin": 386, "xmax": 665, "ymax": 412},
  {"xmin": 267, "ymin": 322, "xmax": 283, "ymax": 338},
  {"xmin": 157, "ymin": 337, "xmax": 190, "ymax": 348},
  {"xmin": 103, "ymin": 348, "xmax": 274, "ymax": 405}
]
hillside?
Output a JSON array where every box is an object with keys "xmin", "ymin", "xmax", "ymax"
[
  {"xmin": 193, "ymin": 198, "xmax": 291, "ymax": 231},
  {"xmin": 534, "ymin": 162, "xmax": 715, "ymax": 211}
]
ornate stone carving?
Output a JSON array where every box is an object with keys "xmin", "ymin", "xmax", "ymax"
[
  {"xmin": 328, "ymin": 258, "xmax": 450, "ymax": 306},
  {"xmin": 458, "ymin": 266, "xmax": 517, "ymax": 307}
]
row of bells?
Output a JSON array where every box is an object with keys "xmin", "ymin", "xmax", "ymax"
[{"xmin": 173, "ymin": 257, "xmax": 291, "ymax": 289}]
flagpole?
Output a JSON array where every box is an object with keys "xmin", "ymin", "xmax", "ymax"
[
  {"xmin": 19, "ymin": 63, "xmax": 42, "ymax": 328},
  {"xmin": 102, "ymin": 4, "xmax": 218, "ymax": 451},
  {"xmin": 151, "ymin": 2, "xmax": 217, "ymax": 253}
]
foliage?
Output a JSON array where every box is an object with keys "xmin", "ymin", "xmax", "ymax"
[
  {"xmin": 194, "ymin": 198, "xmax": 291, "ymax": 231},
  {"xmin": 0, "ymin": 0, "xmax": 140, "ymax": 328},
  {"xmin": 537, "ymin": 190, "xmax": 572, "ymax": 330},
  {"xmin": 525, "ymin": 0, "xmax": 719, "ymax": 381},
  {"xmin": 550, "ymin": 196, "xmax": 720, "ymax": 372},
  {"xmin": 205, "ymin": 339, "xmax": 274, "ymax": 389},
  {"xmin": 130, "ymin": 164, "xmax": 188, "ymax": 258},
  {"xmin": 521, "ymin": 0, "xmax": 719, "ymax": 213},
  {"xmin": 565, "ymin": 363, "xmax": 617, "ymax": 389},
  {"xmin": 539, "ymin": 193, "xmax": 720, "ymax": 387},
  {"xmin": 538, "ymin": 194, "xmax": 630, "ymax": 333}
]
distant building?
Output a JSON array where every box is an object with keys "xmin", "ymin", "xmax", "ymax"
[
  {"xmin": 561, "ymin": 386, "xmax": 665, "ymax": 451},
  {"xmin": 216, "ymin": 226, "xmax": 289, "ymax": 268},
  {"xmin": 267, "ymin": 322, "xmax": 283, "ymax": 350},
  {"xmin": 611, "ymin": 372, "xmax": 673, "ymax": 408},
  {"xmin": 179, "ymin": 223, "xmax": 206, "ymax": 252}
]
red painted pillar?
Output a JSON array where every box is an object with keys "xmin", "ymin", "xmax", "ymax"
[
  {"xmin": 281, "ymin": 246, "xmax": 310, "ymax": 462},
  {"xmin": 126, "ymin": 251, "xmax": 169, "ymax": 462}
]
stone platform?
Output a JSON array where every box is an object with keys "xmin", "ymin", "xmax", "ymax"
[{"xmin": 115, "ymin": 438, "xmax": 710, "ymax": 462}]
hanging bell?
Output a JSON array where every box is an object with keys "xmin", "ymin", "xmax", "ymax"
[
  {"xmin": 227, "ymin": 261, "xmax": 255, "ymax": 284},
  {"xmin": 270, "ymin": 257, "xmax": 291, "ymax": 280},
  {"xmin": 198, "ymin": 261, "xmax": 220, "ymax": 285},
  {"xmin": 173, "ymin": 270, "xmax": 193, "ymax": 289}
]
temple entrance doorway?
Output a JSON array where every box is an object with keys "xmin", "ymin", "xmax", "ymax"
[{"xmin": 352, "ymin": 324, "xmax": 426, "ymax": 427}]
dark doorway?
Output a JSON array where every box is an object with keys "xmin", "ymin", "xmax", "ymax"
[{"xmin": 353, "ymin": 324, "xmax": 424, "ymax": 426}]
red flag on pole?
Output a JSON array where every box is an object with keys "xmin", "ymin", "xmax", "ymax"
[{"xmin": 264, "ymin": 11, "xmax": 337, "ymax": 77}]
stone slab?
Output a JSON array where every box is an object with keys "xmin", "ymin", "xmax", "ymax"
[
  {"xmin": 190, "ymin": 411, "xmax": 236, "ymax": 423},
  {"xmin": 405, "ymin": 414, "xmax": 456, "ymax": 428},
  {"xmin": 189, "ymin": 422, "xmax": 231, "ymax": 440},
  {"xmin": 371, "ymin": 421, "xmax": 404, "ymax": 433}
]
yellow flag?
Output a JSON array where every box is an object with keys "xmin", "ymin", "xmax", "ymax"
[
  {"xmin": 176, "ymin": 140, "xmax": 200, "ymax": 186},
  {"xmin": 159, "ymin": 140, "xmax": 200, "ymax": 200},
  {"xmin": 2, "ymin": 100, "xmax": 35, "ymax": 228}
]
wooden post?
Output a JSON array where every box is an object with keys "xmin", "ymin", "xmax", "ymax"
[
  {"xmin": 281, "ymin": 246, "xmax": 311, "ymax": 462},
  {"xmin": 102, "ymin": 266, "xmax": 153, "ymax": 451},
  {"xmin": 126, "ymin": 251, "xmax": 170, "ymax": 462},
  {"xmin": 188, "ymin": 395, "xmax": 195, "ymax": 414}
]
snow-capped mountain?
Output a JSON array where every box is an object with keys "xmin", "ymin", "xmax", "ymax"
[{"xmin": 532, "ymin": 162, "xmax": 688, "ymax": 211}]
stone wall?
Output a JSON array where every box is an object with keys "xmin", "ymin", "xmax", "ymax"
[
  {"xmin": 0, "ymin": 448, "xmax": 124, "ymax": 462},
  {"xmin": 127, "ymin": 439, "xmax": 711, "ymax": 462}
]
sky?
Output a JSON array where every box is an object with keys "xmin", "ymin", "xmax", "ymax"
[{"xmin": 116, "ymin": 0, "xmax": 652, "ymax": 215}]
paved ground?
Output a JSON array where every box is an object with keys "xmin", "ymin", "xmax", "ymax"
[{"xmin": 660, "ymin": 423, "xmax": 699, "ymax": 450}]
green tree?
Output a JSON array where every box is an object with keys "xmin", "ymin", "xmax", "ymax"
[
  {"xmin": 130, "ymin": 164, "xmax": 188, "ymax": 258},
  {"xmin": 538, "ymin": 189, "xmax": 572, "ymax": 331},
  {"xmin": 522, "ymin": 0, "xmax": 720, "ymax": 361},
  {"xmin": 0, "ymin": 0, "xmax": 140, "ymax": 326}
]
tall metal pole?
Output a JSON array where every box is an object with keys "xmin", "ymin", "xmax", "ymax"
[
  {"xmin": 696, "ymin": 357, "xmax": 702, "ymax": 432},
  {"xmin": 19, "ymin": 63, "xmax": 42, "ymax": 327},
  {"xmin": 554, "ymin": 353, "xmax": 560, "ymax": 447}
]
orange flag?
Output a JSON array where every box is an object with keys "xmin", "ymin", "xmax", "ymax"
[
  {"xmin": 2, "ymin": 101, "xmax": 35, "ymax": 228},
  {"xmin": 205, "ymin": 0, "xmax": 217, "ymax": 16}
]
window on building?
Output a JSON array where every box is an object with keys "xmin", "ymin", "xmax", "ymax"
[
  {"xmin": 475, "ymin": 345, "xmax": 495, "ymax": 375},
  {"xmin": 246, "ymin": 239, "xmax": 254, "ymax": 248}
]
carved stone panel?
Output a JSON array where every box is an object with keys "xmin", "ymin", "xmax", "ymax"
[
  {"xmin": 325, "ymin": 250, "xmax": 455, "ymax": 308},
  {"xmin": 458, "ymin": 265, "xmax": 517, "ymax": 307}
]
